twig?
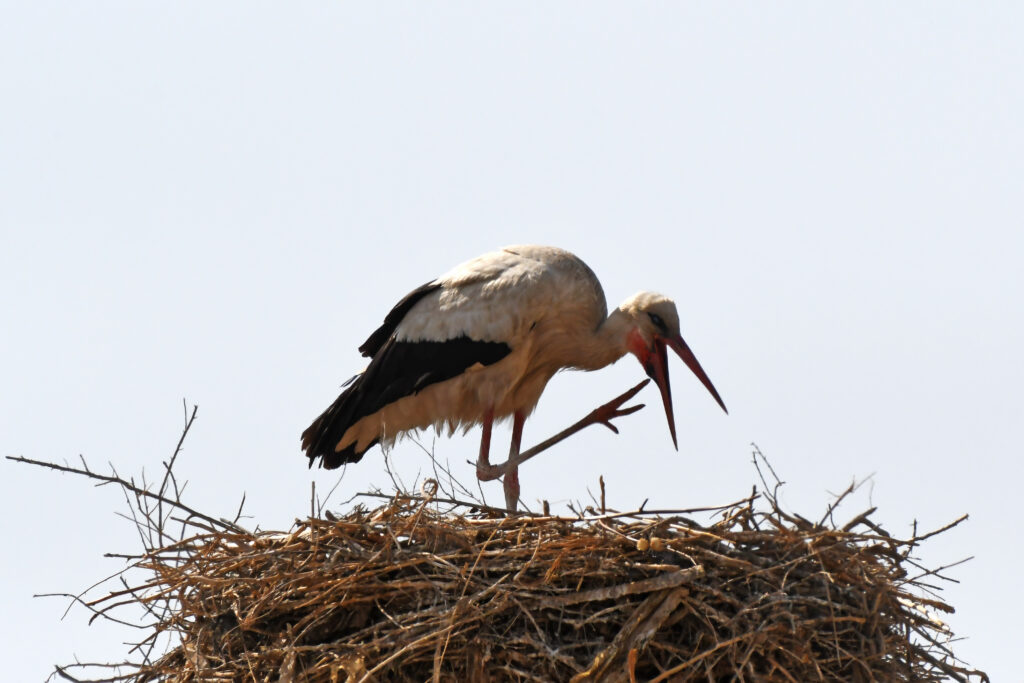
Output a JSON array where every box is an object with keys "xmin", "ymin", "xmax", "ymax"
[{"xmin": 6, "ymin": 455, "xmax": 243, "ymax": 535}]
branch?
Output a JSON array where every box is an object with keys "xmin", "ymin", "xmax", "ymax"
[{"xmin": 5, "ymin": 455, "xmax": 244, "ymax": 536}]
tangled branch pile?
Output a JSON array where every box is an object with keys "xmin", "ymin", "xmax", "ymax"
[
  {"xmin": 119, "ymin": 495, "xmax": 984, "ymax": 682},
  {"xmin": 11, "ymin": 408, "xmax": 985, "ymax": 682},
  {"xmin": 30, "ymin": 486, "xmax": 983, "ymax": 680}
]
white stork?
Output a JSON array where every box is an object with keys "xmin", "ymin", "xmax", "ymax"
[{"xmin": 302, "ymin": 245, "xmax": 727, "ymax": 511}]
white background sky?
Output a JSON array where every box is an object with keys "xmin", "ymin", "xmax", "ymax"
[{"xmin": 2, "ymin": 3, "xmax": 1020, "ymax": 680}]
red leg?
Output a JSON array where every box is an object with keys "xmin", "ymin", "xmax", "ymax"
[
  {"xmin": 476, "ymin": 380, "xmax": 649, "ymax": 486},
  {"xmin": 510, "ymin": 410, "xmax": 525, "ymax": 457},
  {"xmin": 476, "ymin": 407, "xmax": 494, "ymax": 478},
  {"xmin": 503, "ymin": 411, "xmax": 526, "ymax": 511}
]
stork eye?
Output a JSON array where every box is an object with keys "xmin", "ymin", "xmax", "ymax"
[{"xmin": 648, "ymin": 312, "xmax": 667, "ymax": 332}]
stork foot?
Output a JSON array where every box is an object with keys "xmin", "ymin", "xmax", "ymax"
[
  {"xmin": 579, "ymin": 379, "xmax": 649, "ymax": 435},
  {"xmin": 476, "ymin": 460, "xmax": 509, "ymax": 482}
]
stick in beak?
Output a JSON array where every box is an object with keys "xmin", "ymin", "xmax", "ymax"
[{"xmin": 644, "ymin": 335, "xmax": 728, "ymax": 450}]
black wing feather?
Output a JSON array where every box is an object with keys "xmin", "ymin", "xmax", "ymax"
[
  {"xmin": 303, "ymin": 332, "xmax": 510, "ymax": 469},
  {"xmin": 357, "ymin": 281, "xmax": 441, "ymax": 358}
]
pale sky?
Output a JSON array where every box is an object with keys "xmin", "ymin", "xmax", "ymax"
[{"xmin": 2, "ymin": 3, "xmax": 1021, "ymax": 680}]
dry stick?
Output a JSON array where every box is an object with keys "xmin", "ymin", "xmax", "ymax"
[
  {"xmin": 156, "ymin": 402, "xmax": 198, "ymax": 532},
  {"xmin": 42, "ymin": 553, "xmax": 151, "ymax": 622},
  {"xmin": 818, "ymin": 480, "xmax": 858, "ymax": 528},
  {"xmin": 113, "ymin": 468, "xmax": 165, "ymax": 551},
  {"xmin": 33, "ymin": 590, "xmax": 147, "ymax": 630},
  {"xmin": 751, "ymin": 442, "xmax": 787, "ymax": 509},
  {"xmin": 908, "ymin": 514, "xmax": 970, "ymax": 546},
  {"xmin": 6, "ymin": 455, "xmax": 243, "ymax": 535},
  {"xmin": 842, "ymin": 507, "xmax": 879, "ymax": 532},
  {"xmin": 54, "ymin": 663, "xmax": 139, "ymax": 683},
  {"xmin": 550, "ymin": 566, "xmax": 704, "ymax": 607},
  {"xmin": 901, "ymin": 556, "xmax": 974, "ymax": 587}
]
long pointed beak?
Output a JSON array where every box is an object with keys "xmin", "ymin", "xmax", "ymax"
[
  {"xmin": 644, "ymin": 335, "xmax": 728, "ymax": 450},
  {"xmin": 667, "ymin": 335, "xmax": 728, "ymax": 414},
  {"xmin": 643, "ymin": 338, "xmax": 678, "ymax": 449}
]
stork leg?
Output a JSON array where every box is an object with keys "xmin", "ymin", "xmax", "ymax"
[
  {"xmin": 476, "ymin": 407, "xmax": 494, "ymax": 471},
  {"xmin": 475, "ymin": 408, "xmax": 525, "ymax": 512},
  {"xmin": 476, "ymin": 379, "xmax": 649, "ymax": 496},
  {"xmin": 502, "ymin": 411, "xmax": 526, "ymax": 512}
]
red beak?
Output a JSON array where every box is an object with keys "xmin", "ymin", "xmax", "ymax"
[{"xmin": 643, "ymin": 335, "xmax": 727, "ymax": 450}]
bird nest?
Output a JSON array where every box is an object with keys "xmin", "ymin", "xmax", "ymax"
[
  {"xmin": 119, "ymin": 490, "xmax": 984, "ymax": 683},
  {"xmin": 11, "ymin": 411, "xmax": 986, "ymax": 683}
]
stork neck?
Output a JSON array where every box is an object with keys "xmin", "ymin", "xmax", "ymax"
[{"xmin": 576, "ymin": 308, "xmax": 634, "ymax": 371}]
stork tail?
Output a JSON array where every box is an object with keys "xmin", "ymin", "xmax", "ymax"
[{"xmin": 301, "ymin": 375, "xmax": 377, "ymax": 469}]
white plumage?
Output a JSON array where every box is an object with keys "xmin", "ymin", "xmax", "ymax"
[
  {"xmin": 302, "ymin": 245, "xmax": 726, "ymax": 510},
  {"xmin": 401, "ymin": 248, "xmax": 601, "ymax": 343}
]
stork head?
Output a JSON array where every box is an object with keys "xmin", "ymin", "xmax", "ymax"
[{"xmin": 619, "ymin": 292, "xmax": 727, "ymax": 449}]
